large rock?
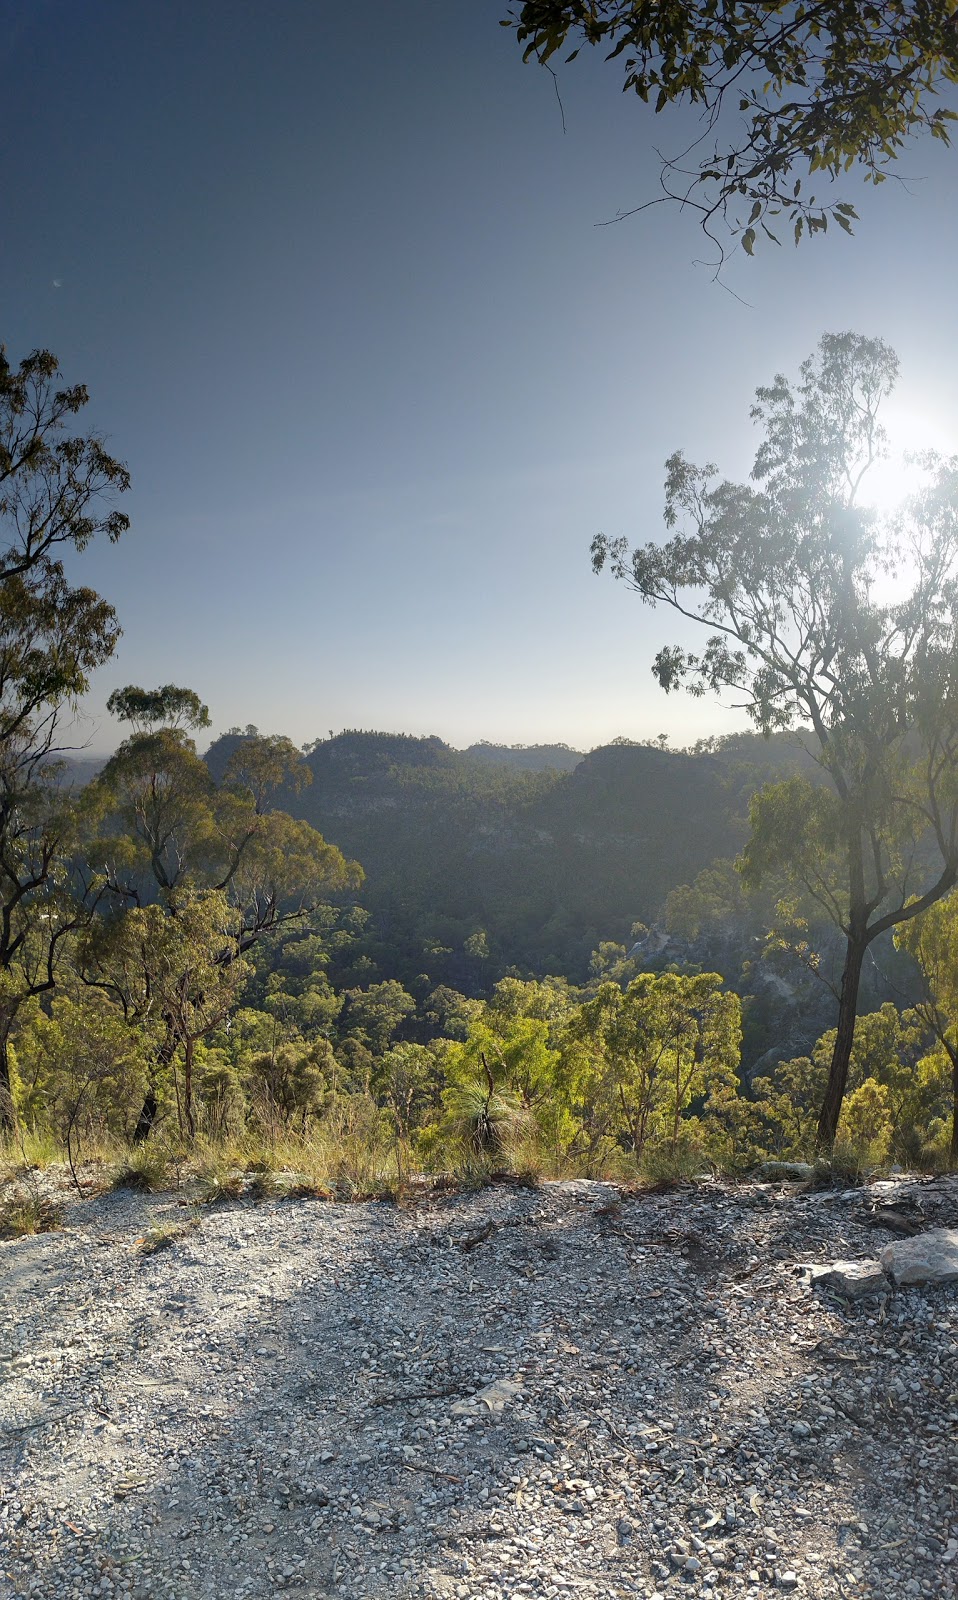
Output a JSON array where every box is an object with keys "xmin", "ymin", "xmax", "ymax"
[
  {"xmin": 880, "ymin": 1228, "xmax": 958, "ymax": 1287},
  {"xmin": 805, "ymin": 1259, "xmax": 888, "ymax": 1299}
]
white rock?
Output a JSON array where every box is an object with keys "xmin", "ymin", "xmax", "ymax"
[{"xmin": 450, "ymin": 1376, "xmax": 523, "ymax": 1416}]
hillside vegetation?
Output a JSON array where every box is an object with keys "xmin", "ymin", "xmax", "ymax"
[{"xmin": 6, "ymin": 337, "xmax": 958, "ymax": 1194}]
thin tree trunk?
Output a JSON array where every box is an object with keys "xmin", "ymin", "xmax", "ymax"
[
  {"xmin": 949, "ymin": 1046, "xmax": 958, "ymax": 1169},
  {"xmin": 183, "ymin": 1036, "xmax": 196, "ymax": 1140},
  {"xmin": 0, "ymin": 1008, "xmax": 18, "ymax": 1136},
  {"xmin": 817, "ymin": 934, "xmax": 868, "ymax": 1147}
]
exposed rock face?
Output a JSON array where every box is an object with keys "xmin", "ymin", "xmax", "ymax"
[{"xmin": 880, "ymin": 1227, "xmax": 958, "ymax": 1287}]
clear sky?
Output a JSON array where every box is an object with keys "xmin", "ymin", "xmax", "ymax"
[{"xmin": 4, "ymin": 1, "xmax": 958, "ymax": 755}]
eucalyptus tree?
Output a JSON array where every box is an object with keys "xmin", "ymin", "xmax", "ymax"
[
  {"xmin": 0, "ymin": 347, "xmax": 129, "ymax": 1130},
  {"xmin": 593, "ymin": 332, "xmax": 958, "ymax": 1144},
  {"xmin": 83, "ymin": 687, "xmax": 361, "ymax": 1135},
  {"xmin": 84, "ymin": 890, "xmax": 251, "ymax": 1139},
  {"xmin": 570, "ymin": 971, "xmax": 741, "ymax": 1159},
  {"xmin": 507, "ymin": 2, "xmax": 958, "ymax": 255}
]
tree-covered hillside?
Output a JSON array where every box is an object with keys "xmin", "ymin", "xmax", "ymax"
[{"xmin": 203, "ymin": 727, "xmax": 813, "ymax": 986}]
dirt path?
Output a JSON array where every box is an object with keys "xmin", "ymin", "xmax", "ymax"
[{"xmin": 1, "ymin": 1175, "xmax": 956, "ymax": 1599}]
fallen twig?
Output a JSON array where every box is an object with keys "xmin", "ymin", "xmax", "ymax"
[
  {"xmin": 0, "ymin": 1405, "xmax": 82, "ymax": 1439},
  {"xmin": 370, "ymin": 1381, "xmax": 472, "ymax": 1407},
  {"xmin": 403, "ymin": 1460, "xmax": 463, "ymax": 1483}
]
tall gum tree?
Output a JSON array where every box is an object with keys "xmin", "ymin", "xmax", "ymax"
[
  {"xmin": 0, "ymin": 347, "xmax": 129, "ymax": 1130},
  {"xmin": 592, "ymin": 332, "xmax": 958, "ymax": 1145}
]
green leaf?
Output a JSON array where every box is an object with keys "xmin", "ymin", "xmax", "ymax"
[{"xmin": 742, "ymin": 227, "xmax": 756, "ymax": 255}]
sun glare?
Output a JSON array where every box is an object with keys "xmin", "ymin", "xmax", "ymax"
[
  {"xmin": 859, "ymin": 450, "xmax": 930, "ymax": 515},
  {"xmin": 858, "ymin": 403, "xmax": 955, "ymax": 516}
]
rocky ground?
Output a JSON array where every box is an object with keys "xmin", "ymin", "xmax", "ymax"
[{"xmin": 1, "ymin": 1170, "xmax": 957, "ymax": 1600}]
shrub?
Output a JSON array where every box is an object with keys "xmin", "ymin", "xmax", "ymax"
[
  {"xmin": 112, "ymin": 1144, "xmax": 172, "ymax": 1192},
  {"xmin": 0, "ymin": 1194, "xmax": 63, "ymax": 1238}
]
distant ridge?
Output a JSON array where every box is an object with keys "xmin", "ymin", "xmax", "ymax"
[{"xmin": 461, "ymin": 742, "xmax": 583, "ymax": 773}]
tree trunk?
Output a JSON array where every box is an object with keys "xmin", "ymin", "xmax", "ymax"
[
  {"xmin": 183, "ymin": 1036, "xmax": 196, "ymax": 1140},
  {"xmin": 0, "ymin": 1007, "xmax": 19, "ymax": 1136},
  {"xmin": 950, "ymin": 1047, "xmax": 958, "ymax": 1169},
  {"xmin": 133, "ymin": 1084, "xmax": 159, "ymax": 1143},
  {"xmin": 817, "ymin": 934, "xmax": 868, "ymax": 1147},
  {"xmin": 132, "ymin": 1018, "xmax": 177, "ymax": 1143}
]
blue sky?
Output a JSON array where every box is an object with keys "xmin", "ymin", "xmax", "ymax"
[{"xmin": 4, "ymin": 1, "xmax": 958, "ymax": 754}]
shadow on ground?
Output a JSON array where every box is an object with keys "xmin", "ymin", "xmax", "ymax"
[{"xmin": 1, "ymin": 1175, "xmax": 956, "ymax": 1599}]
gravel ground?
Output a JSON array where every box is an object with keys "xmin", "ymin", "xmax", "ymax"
[{"xmin": 1, "ymin": 1171, "xmax": 957, "ymax": 1600}]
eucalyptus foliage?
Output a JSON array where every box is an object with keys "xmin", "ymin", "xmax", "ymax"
[
  {"xmin": 507, "ymin": 1, "xmax": 958, "ymax": 253},
  {"xmin": 0, "ymin": 348, "xmax": 129, "ymax": 1129},
  {"xmin": 594, "ymin": 332, "xmax": 958, "ymax": 1142}
]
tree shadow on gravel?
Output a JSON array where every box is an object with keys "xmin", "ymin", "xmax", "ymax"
[{"xmin": 2, "ymin": 1179, "xmax": 956, "ymax": 1600}]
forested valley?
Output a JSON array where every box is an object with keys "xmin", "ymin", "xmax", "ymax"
[{"xmin": 5, "ymin": 333, "xmax": 958, "ymax": 1211}]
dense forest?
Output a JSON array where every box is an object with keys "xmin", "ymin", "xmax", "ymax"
[{"xmin": 5, "ymin": 334, "xmax": 958, "ymax": 1202}]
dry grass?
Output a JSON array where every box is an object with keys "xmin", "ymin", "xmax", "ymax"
[
  {"xmin": 0, "ymin": 1193, "xmax": 63, "ymax": 1239},
  {"xmin": 2, "ymin": 1119, "xmax": 803, "ymax": 1218},
  {"xmin": 112, "ymin": 1143, "xmax": 174, "ymax": 1193},
  {"xmin": 196, "ymin": 1157, "xmax": 246, "ymax": 1205},
  {"xmin": 136, "ymin": 1213, "xmax": 201, "ymax": 1255}
]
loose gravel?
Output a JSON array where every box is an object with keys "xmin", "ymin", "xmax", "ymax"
[{"xmin": 1, "ymin": 1172, "xmax": 957, "ymax": 1600}]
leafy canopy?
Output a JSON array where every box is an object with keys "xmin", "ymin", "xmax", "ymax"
[
  {"xmin": 106, "ymin": 684, "xmax": 211, "ymax": 733},
  {"xmin": 0, "ymin": 348, "xmax": 130, "ymax": 1129},
  {"xmin": 505, "ymin": 2, "xmax": 958, "ymax": 253},
  {"xmin": 1, "ymin": 346, "xmax": 129, "ymax": 575}
]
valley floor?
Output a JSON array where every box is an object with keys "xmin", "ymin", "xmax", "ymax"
[{"xmin": 1, "ymin": 1173, "xmax": 956, "ymax": 1600}]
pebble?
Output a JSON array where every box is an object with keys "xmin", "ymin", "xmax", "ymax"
[{"xmin": 1, "ymin": 1170, "xmax": 956, "ymax": 1599}]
